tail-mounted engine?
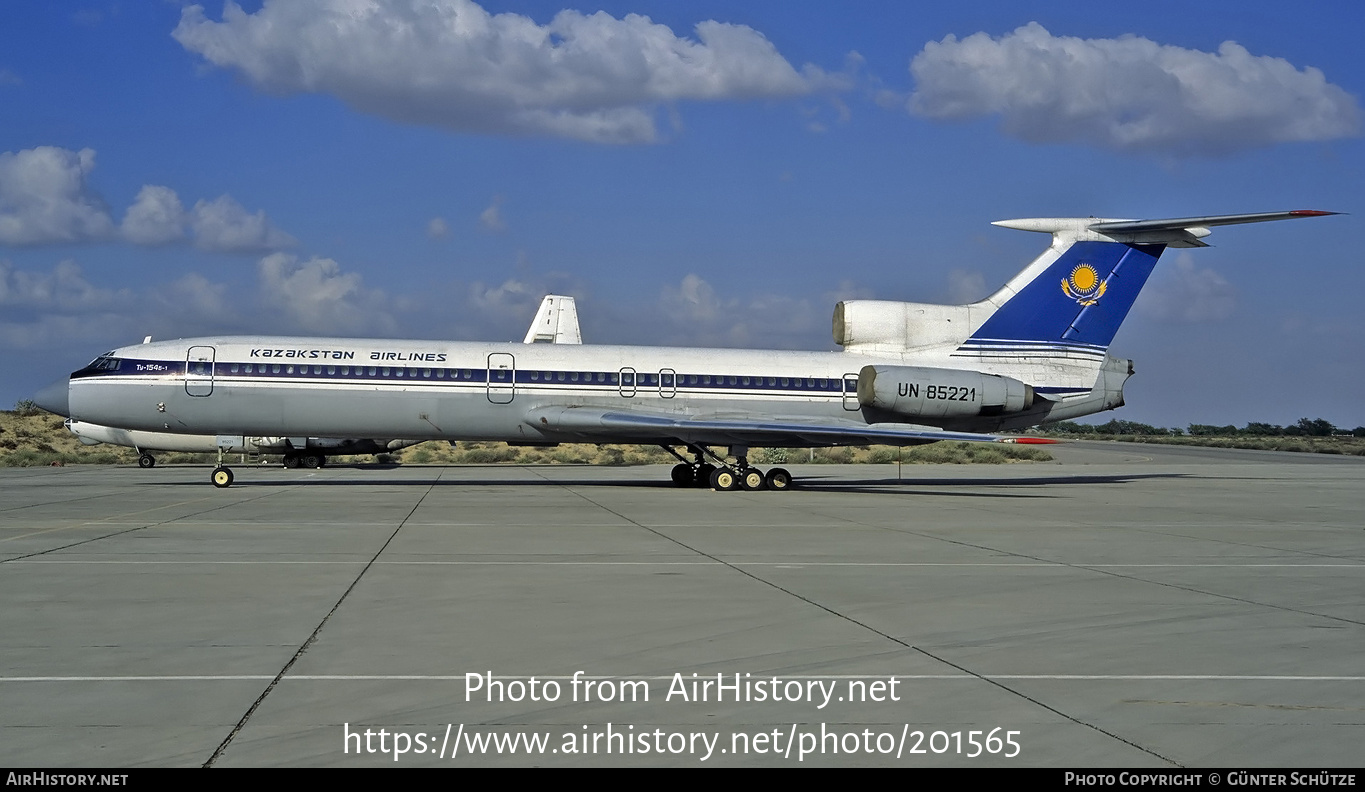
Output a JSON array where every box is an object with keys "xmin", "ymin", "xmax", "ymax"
[{"xmin": 857, "ymin": 365, "xmax": 1034, "ymax": 418}]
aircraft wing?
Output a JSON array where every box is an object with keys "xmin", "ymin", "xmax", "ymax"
[{"xmin": 523, "ymin": 405, "xmax": 1053, "ymax": 448}]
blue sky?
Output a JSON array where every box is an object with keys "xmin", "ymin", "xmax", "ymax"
[{"xmin": 1, "ymin": 1, "xmax": 1360, "ymax": 428}]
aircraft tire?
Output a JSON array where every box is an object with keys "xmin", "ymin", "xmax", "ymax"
[
  {"xmin": 301, "ymin": 454, "xmax": 321, "ymax": 469},
  {"xmin": 710, "ymin": 468, "xmax": 739, "ymax": 492},
  {"xmin": 694, "ymin": 463, "xmax": 716, "ymax": 488},
  {"xmin": 764, "ymin": 468, "xmax": 793, "ymax": 491},
  {"xmin": 283, "ymin": 455, "xmax": 300, "ymax": 469},
  {"xmin": 670, "ymin": 463, "xmax": 694, "ymax": 487},
  {"xmin": 211, "ymin": 466, "xmax": 234, "ymax": 488},
  {"xmin": 740, "ymin": 468, "xmax": 766, "ymax": 491},
  {"xmin": 138, "ymin": 453, "xmax": 155, "ymax": 469}
]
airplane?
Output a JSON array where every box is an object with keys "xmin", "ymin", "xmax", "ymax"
[
  {"xmin": 54, "ymin": 295, "xmax": 586, "ymax": 469},
  {"xmin": 32, "ymin": 210, "xmax": 1337, "ymax": 491}
]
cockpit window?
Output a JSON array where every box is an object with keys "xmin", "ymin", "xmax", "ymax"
[{"xmin": 86, "ymin": 356, "xmax": 123, "ymax": 372}]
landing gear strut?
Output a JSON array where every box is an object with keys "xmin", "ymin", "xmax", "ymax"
[
  {"xmin": 137, "ymin": 452, "xmax": 156, "ymax": 469},
  {"xmin": 660, "ymin": 444, "xmax": 792, "ymax": 493},
  {"xmin": 662, "ymin": 444, "xmax": 721, "ymax": 489},
  {"xmin": 211, "ymin": 445, "xmax": 233, "ymax": 488}
]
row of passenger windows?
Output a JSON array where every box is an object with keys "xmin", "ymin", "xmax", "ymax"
[
  {"xmin": 202, "ymin": 362, "xmax": 845, "ymax": 390},
  {"xmin": 221, "ymin": 363, "xmax": 481, "ymax": 379}
]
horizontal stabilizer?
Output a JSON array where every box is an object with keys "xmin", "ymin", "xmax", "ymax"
[
  {"xmin": 1087, "ymin": 210, "xmax": 1340, "ymax": 234},
  {"xmin": 994, "ymin": 210, "xmax": 1339, "ymax": 248}
]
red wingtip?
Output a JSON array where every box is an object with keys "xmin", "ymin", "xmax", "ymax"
[
  {"xmin": 1001, "ymin": 437, "xmax": 1060, "ymax": 444},
  {"xmin": 1289, "ymin": 210, "xmax": 1340, "ymax": 217}
]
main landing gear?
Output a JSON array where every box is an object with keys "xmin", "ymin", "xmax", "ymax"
[
  {"xmin": 137, "ymin": 452, "xmax": 156, "ymax": 468},
  {"xmin": 662, "ymin": 445, "xmax": 792, "ymax": 493}
]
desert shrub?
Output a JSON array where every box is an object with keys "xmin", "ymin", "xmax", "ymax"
[
  {"xmin": 594, "ymin": 447, "xmax": 626, "ymax": 466},
  {"xmin": 813, "ymin": 447, "xmax": 852, "ymax": 464}
]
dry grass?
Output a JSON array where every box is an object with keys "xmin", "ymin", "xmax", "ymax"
[
  {"xmin": 0, "ymin": 410, "xmax": 1052, "ymax": 467},
  {"xmin": 1051, "ymin": 433, "xmax": 1365, "ymax": 456}
]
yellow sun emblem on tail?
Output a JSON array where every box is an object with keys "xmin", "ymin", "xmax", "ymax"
[{"xmin": 1062, "ymin": 264, "xmax": 1106, "ymax": 306}]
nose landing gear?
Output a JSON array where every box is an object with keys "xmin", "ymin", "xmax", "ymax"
[{"xmin": 210, "ymin": 444, "xmax": 234, "ymax": 488}]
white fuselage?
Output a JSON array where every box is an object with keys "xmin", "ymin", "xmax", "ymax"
[{"xmin": 65, "ymin": 335, "xmax": 1117, "ymax": 444}]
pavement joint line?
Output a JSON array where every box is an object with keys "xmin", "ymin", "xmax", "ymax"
[
  {"xmin": 0, "ymin": 488, "xmax": 307, "ymax": 563},
  {"xmin": 8, "ymin": 559, "xmax": 1364, "ymax": 568},
  {"xmin": 3, "ymin": 674, "xmax": 1363, "ymax": 682},
  {"xmin": 912, "ymin": 646, "xmax": 1182, "ymax": 767},
  {"xmin": 810, "ymin": 507, "xmax": 1365, "ymax": 629},
  {"xmin": 531, "ymin": 469, "xmax": 1183, "ymax": 764},
  {"xmin": 202, "ymin": 468, "xmax": 443, "ymax": 768}
]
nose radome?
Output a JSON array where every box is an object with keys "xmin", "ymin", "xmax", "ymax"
[{"xmin": 33, "ymin": 378, "xmax": 70, "ymax": 417}]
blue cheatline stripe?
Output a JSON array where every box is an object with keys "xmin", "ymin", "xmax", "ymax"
[
  {"xmin": 69, "ymin": 358, "xmax": 854, "ymax": 396},
  {"xmin": 966, "ymin": 241, "xmax": 1164, "ymax": 349}
]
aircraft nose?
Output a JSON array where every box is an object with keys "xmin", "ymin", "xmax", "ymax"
[{"xmin": 33, "ymin": 378, "xmax": 70, "ymax": 417}]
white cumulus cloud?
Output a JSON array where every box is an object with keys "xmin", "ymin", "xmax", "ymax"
[
  {"xmin": 121, "ymin": 185, "xmax": 189, "ymax": 245},
  {"xmin": 257, "ymin": 252, "xmax": 395, "ymax": 334},
  {"xmin": 0, "ymin": 146, "xmax": 294, "ymax": 253},
  {"xmin": 654, "ymin": 273, "xmax": 823, "ymax": 348},
  {"xmin": 172, "ymin": 0, "xmax": 822, "ymax": 143},
  {"xmin": 0, "ymin": 147, "xmax": 115, "ymax": 245},
  {"xmin": 1136, "ymin": 252, "xmax": 1236, "ymax": 323},
  {"xmin": 191, "ymin": 195, "xmax": 296, "ymax": 253},
  {"xmin": 479, "ymin": 196, "xmax": 506, "ymax": 232},
  {"xmin": 908, "ymin": 22, "xmax": 1362, "ymax": 154}
]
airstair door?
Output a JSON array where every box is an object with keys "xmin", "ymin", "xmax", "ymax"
[
  {"xmin": 487, "ymin": 353, "xmax": 515, "ymax": 404},
  {"xmin": 842, "ymin": 373, "xmax": 860, "ymax": 411},
  {"xmin": 186, "ymin": 346, "xmax": 215, "ymax": 397}
]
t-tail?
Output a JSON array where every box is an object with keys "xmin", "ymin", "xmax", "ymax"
[{"xmin": 835, "ymin": 210, "xmax": 1339, "ymax": 428}]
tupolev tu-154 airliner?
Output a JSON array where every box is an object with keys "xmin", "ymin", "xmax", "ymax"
[{"xmin": 33, "ymin": 210, "xmax": 1337, "ymax": 491}]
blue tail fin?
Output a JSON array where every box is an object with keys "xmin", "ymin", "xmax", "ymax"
[
  {"xmin": 959, "ymin": 211, "xmax": 1339, "ymax": 363},
  {"xmin": 963, "ymin": 240, "xmax": 1165, "ymax": 355}
]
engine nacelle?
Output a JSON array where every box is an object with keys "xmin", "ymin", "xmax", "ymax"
[
  {"xmin": 833, "ymin": 300, "xmax": 983, "ymax": 351},
  {"xmin": 857, "ymin": 365, "xmax": 1034, "ymax": 418}
]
